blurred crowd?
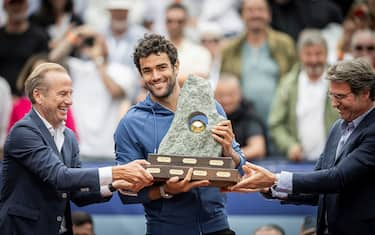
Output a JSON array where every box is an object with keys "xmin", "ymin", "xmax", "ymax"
[{"xmin": 0, "ymin": 0, "xmax": 374, "ymax": 163}]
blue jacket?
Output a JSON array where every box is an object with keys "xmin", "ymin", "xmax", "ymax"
[
  {"xmin": 0, "ymin": 109, "xmax": 110, "ymax": 235},
  {"xmin": 285, "ymin": 108, "xmax": 375, "ymax": 235},
  {"xmin": 114, "ymin": 94, "xmax": 245, "ymax": 235}
]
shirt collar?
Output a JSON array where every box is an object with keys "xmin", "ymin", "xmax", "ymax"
[
  {"xmin": 340, "ymin": 105, "xmax": 375, "ymax": 130},
  {"xmin": 33, "ymin": 108, "xmax": 66, "ymax": 136}
]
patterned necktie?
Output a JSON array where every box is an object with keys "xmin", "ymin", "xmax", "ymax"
[{"xmin": 335, "ymin": 122, "xmax": 354, "ymax": 159}]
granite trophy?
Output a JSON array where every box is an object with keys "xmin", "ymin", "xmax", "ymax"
[{"xmin": 144, "ymin": 75, "xmax": 240, "ymax": 187}]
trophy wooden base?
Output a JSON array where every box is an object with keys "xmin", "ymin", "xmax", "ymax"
[
  {"xmin": 145, "ymin": 154, "xmax": 240, "ymax": 187},
  {"xmin": 148, "ymin": 154, "xmax": 235, "ymax": 168}
]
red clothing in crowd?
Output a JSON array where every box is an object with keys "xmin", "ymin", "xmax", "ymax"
[{"xmin": 7, "ymin": 97, "xmax": 78, "ymax": 138}]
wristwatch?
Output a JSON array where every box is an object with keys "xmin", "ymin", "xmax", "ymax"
[
  {"xmin": 159, "ymin": 185, "xmax": 173, "ymax": 199},
  {"xmin": 108, "ymin": 183, "xmax": 117, "ymax": 192}
]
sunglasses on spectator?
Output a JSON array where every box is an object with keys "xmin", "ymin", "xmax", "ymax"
[{"xmin": 354, "ymin": 45, "xmax": 375, "ymax": 51}]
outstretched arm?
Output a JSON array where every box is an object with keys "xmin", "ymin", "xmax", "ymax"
[{"xmin": 229, "ymin": 162, "xmax": 277, "ymax": 192}]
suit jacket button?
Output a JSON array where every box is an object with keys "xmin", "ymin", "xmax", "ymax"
[
  {"xmin": 80, "ymin": 187, "xmax": 89, "ymax": 192},
  {"xmin": 57, "ymin": 216, "xmax": 63, "ymax": 222},
  {"xmin": 61, "ymin": 193, "xmax": 67, "ymax": 198}
]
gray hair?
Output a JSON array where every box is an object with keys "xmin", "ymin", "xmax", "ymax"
[
  {"xmin": 297, "ymin": 29, "xmax": 327, "ymax": 53},
  {"xmin": 253, "ymin": 224, "xmax": 285, "ymax": 235},
  {"xmin": 350, "ymin": 29, "xmax": 375, "ymax": 49},
  {"xmin": 25, "ymin": 62, "xmax": 67, "ymax": 104},
  {"xmin": 326, "ymin": 58, "xmax": 375, "ymax": 101}
]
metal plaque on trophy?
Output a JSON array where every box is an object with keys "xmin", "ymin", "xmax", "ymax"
[{"xmin": 144, "ymin": 75, "xmax": 240, "ymax": 187}]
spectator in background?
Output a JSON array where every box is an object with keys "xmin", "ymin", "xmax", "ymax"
[
  {"xmin": 0, "ymin": 0, "xmax": 49, "ymax": 97},
  {"xmin": 72, "ymin": 211, "xmax": 95, "ymax": 235},
  {"xmin": 139, "ymin": 0, "xmax": 173, "ymax": 35},
  {"xmin": 165, "ymin": 3, "xmax": 211, "ymax": 84},
  {"xmin": 6, "ymin": 53, "xmax": 78, "ymax": 137},
  {"xmin": 198, "ymin": 0, "xmax": 244, "ymax": 38},
  {"xmin": 198, "ymin": 21, "xmax": 224, "ymax": 89},
  {"xmin": 350, "ymin": 29, "xmax": 375, "ymax": 68},
  {"xmin": 142, "ymin": 0, "xmax": 202, "ymax": 37},
  {"xmin": 30, "ymin": 0, "xmax": 84, "ymax": 49},
  {"xmin": 336, "ymin": 2, "xmax": 373, "ymax": 61},
  {"xmin": 253, "ymin": 224, "xmax": 285, "ymax": 235},
  {"xmin": 269, "ymin": 0, "xmax": 343, "ymax": 65},
  {"xmin": 50, "ymin": 26, "xmax": 136, "ymax": 161},
  {"xmin": 100, "ymin": 0, "xmax": 149, "ymax": 105},
  {"xmin": 221, "ymin": 0, "xmax": 296, "ymax": 125},
  {"xmin": 269, "ymin": 29, "xmax": 339, "ymax": 162},
  {"xmin": 215, "ymin": 73, "xmax": 267, "ymax": 160},
  {"xmin": 269, "ymin": 0, "xmax": 343, "ymax": 41},
  {"xmin": 0, "ymin": 76, "xmax": 11, "ymax": 160},
  {"xmin": 103, "ymin": 0, "xmax": 148, "ymax": 81}
]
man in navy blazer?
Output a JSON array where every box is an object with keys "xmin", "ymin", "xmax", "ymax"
[
  {"xmin": 230, "ymin": 58, "xmax": 375, "ymax": 235},
  {"xmin": 0, "ymin": 63, "xmax": 153, "ymax": 235}
]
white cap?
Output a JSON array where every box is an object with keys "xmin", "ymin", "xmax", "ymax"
[
  {"xmin": 198, "ymin": 21, "xmax": 223, "ymax": 39},
  {"xmin": 106, "ymin": 0, "xmax": 132, "ymax": 10}
]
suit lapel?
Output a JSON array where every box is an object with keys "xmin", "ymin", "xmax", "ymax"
[
  {"xmin": 334, "ymin": 127, "xmax": 360, "ymax": 165},
  {"xmin": 327, "ymin": 124, "xmax": 342, "ymax": 168},
  {"xmin": 61, "ymin": 131, "xmax": 71, "ymax": 167},
  {"xmin": 334, "ymin": 108, "xmax": 375, "ymax": 165},
  {"xmin": 29, "ymin": 109, "xmax": 62, "ymax": 160}
]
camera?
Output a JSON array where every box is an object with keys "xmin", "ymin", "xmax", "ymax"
[{"xmin": 82, "ymin": 36, "xmax": 95, "ymax": 47}]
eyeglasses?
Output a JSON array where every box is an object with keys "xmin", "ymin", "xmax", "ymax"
[
  {"xmin": 166, "ymin": 19, "xmax": 186, "ymax": 25},
  {"xmin": 354, "ymin": 45, "xmax": 375, "ymax": 52},
  {"xmin": 201, "ymin": 38, "xmax": 220, "ymax": 44},
  {"xmin": 327, "ymin": 91, "xmax": 353, "ymax": 100}
]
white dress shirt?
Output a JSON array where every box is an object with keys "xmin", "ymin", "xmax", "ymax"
[
  {"xmin": 34, "ymin": 108, "xmax": 113, "ymax": 196},
  {"xmin": 296, "ymin": 70, "xmax": 328, "ymax": 161}
]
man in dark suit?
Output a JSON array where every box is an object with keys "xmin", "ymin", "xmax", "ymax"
[
  {"xmin": 230, "ymin": 58, "xmax": 375, "ymax": 235},
  {"xmin": 0, "ymin": 62, "xmax": 153, "ymax": 235}
]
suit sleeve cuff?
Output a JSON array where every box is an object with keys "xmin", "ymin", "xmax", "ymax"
[
  {"xmin": 98, "ymin": 167, "xmax": 112, "ymax": 186},
  {"xmin": 275, "ymin": 171, "xmax": 293, "ymax": 194},
  {"xmin": 270, "ymin": 185, "xmax": 288, "ymax": 199},
  {"xmin": 100, "ymin": 185, "xmax": 113, "ymax": 197}
]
